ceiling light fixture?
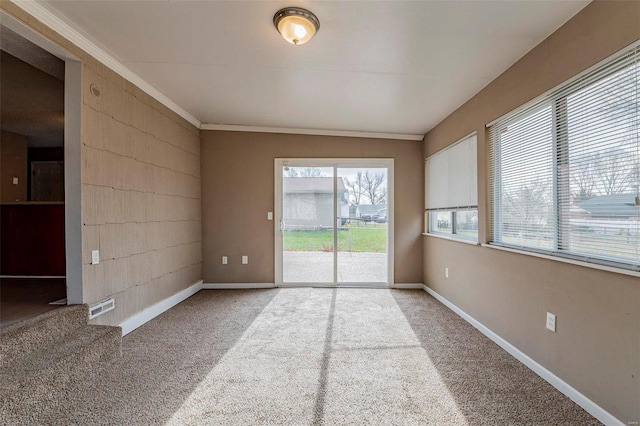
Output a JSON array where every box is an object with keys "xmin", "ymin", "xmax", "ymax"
[{"xmin": 273, "ymin": 7, "xmax": 320, "ymax": 46}]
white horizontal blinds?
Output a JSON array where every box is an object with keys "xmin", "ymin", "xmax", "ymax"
[
  {"xmin": 425, "ymin": 134, "xmax": 477, "ymax": 210},
  {"xmin": 425, "ymin": 148, "xmax": 450, "ymax": 210},
  {"xmin": 489, "ymin": 105, "xmax": 555, "ymax": 250},
  {"xmin": 559, "ymin": 47, "xmax": 639, "ymax": 267},
  {"xmin": 489, "ymin": 45, "xmax": 640, "ymax": 269},
  {"xmin": 449, "ymin": 134, "xmax": 477, "ymax": 209}
]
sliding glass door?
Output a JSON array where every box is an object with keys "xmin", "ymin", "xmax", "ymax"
[
  {"xmin": 281, "ymin": 166, "xmax": 335, "ymax": 284},
  {"xmin": 275, "ymin": 159, "xmax": 393, "ymax": 287},
  {"xmin": 336, "ymin": 167, "xmax": 388, "ymax": 284}
]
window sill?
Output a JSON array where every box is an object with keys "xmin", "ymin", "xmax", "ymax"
[
  {"xmin": 481, "ymin": 243, "xmax": 640, "ymax": 279},
  {"xmin": 422, "ymin": 233, "xmax": 480, "ymax": 246}
]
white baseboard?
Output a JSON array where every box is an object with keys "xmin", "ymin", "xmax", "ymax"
[
  {"xmin": 202, "ymin": 283, "xmax": 276, "ymax": 289},
  {"xmin": 119, "ymin": 280, "xmax": 203, "ymax": 336},
  {"xmin": 203, "ymin": 283, "xmax": 423, "ymax": 289},
  {"xmin": 203, "ymin": 283, "xmax": 426, "ymax": 290},
  {"xmin": 393, "ymin": 283, "xmax": 424, "ymax": 289},
  {"xmin": 421, "ymin": 284, "xmax": 623, "ymax": 426}
]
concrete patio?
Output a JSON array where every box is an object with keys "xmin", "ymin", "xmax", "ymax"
[{"xmin": 283, "ymin": 251, "xmax": 387, "ymax": 284}]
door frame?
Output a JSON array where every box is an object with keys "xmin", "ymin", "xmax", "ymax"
[
  {"xmin": 274, "ymin": 158, "xmax": 394, "ymax": 288},
  {"xmin": 1, "ymin": 11, "xmax": 83, "ymax": 304}
]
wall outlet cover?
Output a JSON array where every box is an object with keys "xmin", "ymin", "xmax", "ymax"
[
  {"xmin": 222, "ymin": 256, "xmax": 228, "ymax": 265},
  {"xmin": 91, "ymin": 250, "xmax": 100, "ymax": 265},
  {"xmin": 12, "ymin": 177, "xmax": 19, "ymax": 185},
  {"xmin": 242, "ymin": 256, "xmax": 248, "ymax": 265},
  {"xmin": 546, "ymin": 312, "xmax": 556, "ymax": 332}
]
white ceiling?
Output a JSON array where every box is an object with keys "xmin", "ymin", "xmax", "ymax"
[{"xmin": 42, "ymin": 0, "xmax": 590, "ymax": 137}]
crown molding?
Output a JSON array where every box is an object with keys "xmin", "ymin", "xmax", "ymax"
[
  {"xmin": 9, "ymin": 0, "xmax": 201, "ymax": 128},
  {"xmin": 200, "ymin": 124, "xmax": 424, "ymax": 141}
]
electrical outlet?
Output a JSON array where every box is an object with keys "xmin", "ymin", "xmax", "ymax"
[
  {"xmin": 445, "ymin": 267, "xmax": 449, "ymax": 278},
  {"xmin": 267, "ymin": 212, "xmax": 273, "ymax": 220},
  {"xmin": 91, "ymin": 250, "xmax": 100, "ymax": 265},
  {"xmin": 242, "ymin": 256, "xmax": 248, "ymax": 265},
  {"xmin": 12, "ymin": 177, "xmax": 18, "ymax": 185},
  {"xmin": 546, "ymin": 312, "xmax": 556, "ymax": 332},
  {"xmin": 222, "ymin": 256, "xmax": 228, "ymax": 265}
]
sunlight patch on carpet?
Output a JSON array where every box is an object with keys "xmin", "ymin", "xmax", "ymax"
[{"xmin": 166, "ymin": 288, "xmax": 466, "ymax": 425}]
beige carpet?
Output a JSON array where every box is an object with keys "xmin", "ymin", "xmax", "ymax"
[
  {"xmin": 1, "ymin": 304, "xmax": 122, "ymax": 425},
  {"xmin": 4, "ymin": 288, "xmax": 599, "ymax": 425}
]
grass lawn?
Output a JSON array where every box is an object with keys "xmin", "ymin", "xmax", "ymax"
[{"xmin": 284, "ymin": 228, "xmax": 387, "ymax": 253}]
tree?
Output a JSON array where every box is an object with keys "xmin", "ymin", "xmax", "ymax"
[
  {"xmin": 570, "ymin": 153, "xmax": 598, "ymax": 202},
  {"xmin": 595, "ymin": 150, "xmax": 635, "ymax": 195},
  {"xmin": 283, "ymin": 167, "xmax": 324, "ymax": 178},
  {"xmin": 569, "ymin": 150, "xmax": 637, "ymax": 200},
  {"xmin": 344, "ymin": 171, "xmax": 387, "ymax": 206},
  {"xmin": 574, "ymin": 61, "xmax": 639, "ymax": 197},
  {"xmin": 362, "ymin": 171, "xmax": 387, "ymax": 205},
  {"xmin": 300, "ymin": 167, "xmax": 324, "ymax": 177},
  {"xmin": 502, "ymin": 177, "xmax": 552, "ymax": 228},
  {"xmin": 344, "ymin": 172, "xmax": 365, "ymax": 206}
]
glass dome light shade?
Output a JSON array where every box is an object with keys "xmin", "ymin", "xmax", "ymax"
[{"xmin": 274, "ymin": 7, "xmax": 320, "ymax": 46}]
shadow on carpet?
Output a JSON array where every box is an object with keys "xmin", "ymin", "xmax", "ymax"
[
  {"xmin": 4, "ymin": 289, "xmax": 280, "ymax": 425},
  {"xmin": 391, "ymin": 290, "xmax": 600, "ymax": 425}
]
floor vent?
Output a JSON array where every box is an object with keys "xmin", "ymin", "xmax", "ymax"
[{"xmin": 89, "ymin": 298, "xmax": 115, "ymax": 319}]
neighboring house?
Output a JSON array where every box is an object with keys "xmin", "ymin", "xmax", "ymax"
[
  {"xmin": 578, "ymin": 193, "xmax": 640, "ymax": 219},
  {"xmin": 569, "ymin": 204, "xmax": 591, "ymax": 220},
  {"xmin": 356, "ymin": 204, "xmax": 388, "ymax": 221},
  {"xmin": 349, "ymin": 204, "xmax": 358, "ymax": 219},
  {"xmin": 283, "ymin": 177, "xmax": 349, "ymax": 229},
  {"xmin": 574, "ymin": 193, "xmax": 640, "ymax": 236}
]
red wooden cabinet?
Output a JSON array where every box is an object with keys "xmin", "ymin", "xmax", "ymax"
[{"xmin": 1, "ymin": 203, "xmax": 65, "ymax": 276}]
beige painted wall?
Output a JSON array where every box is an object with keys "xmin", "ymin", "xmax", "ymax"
[
  {"xmin": 0, "ymin": 131, "xmax": 28, "ymax": 202},
  {"xmin": 1, "ymin": 3, "xmax": 203, "ymax": 326},
  {"xmin": 201, "ymin": 131, "xmax": 423, "ymax": 284},
  {"xmin": 423, "ymin": 1, "xmax": 640, "ymax": 423}
]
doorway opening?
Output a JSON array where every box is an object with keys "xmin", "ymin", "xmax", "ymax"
[
  {"xmin": 275, "ymin": 159, "xmax": 394, "ymax": 288},
  {"xmin": 0, "ymin": 14, "xmax": 82, "ymax": 327}
]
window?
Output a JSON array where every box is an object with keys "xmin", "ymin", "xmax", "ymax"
[
  {"xmin": 425, "ymin": 133, "xmax": 478, "ymax": 241},
  {"xmin": 489, "ymin": 45, "xmax": 640, "ymax": 271}
]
